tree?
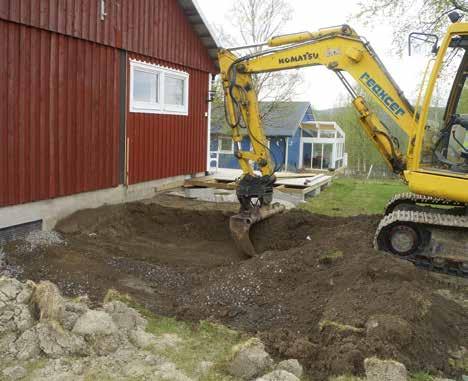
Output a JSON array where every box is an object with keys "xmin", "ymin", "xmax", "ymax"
[
  {"xmin": 315, "ymin": 88, "xmax": 408, "ymax": 175},
  {"xmin": 355, "ymin": 0, "xmax": 468, "ymax": 54},
  {"xmin": 213, "ymin": 0, "xmax": 302, "ymax": 118}
]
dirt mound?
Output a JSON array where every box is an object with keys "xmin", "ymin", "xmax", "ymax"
[{"xmin": 3, "ymin": 196, "xmax": 467, "ymax": 380}]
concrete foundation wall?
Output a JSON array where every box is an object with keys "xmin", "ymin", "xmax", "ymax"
[{"xmin": 0, "ymin": 174, "xmax": 202, "ymax": 231}]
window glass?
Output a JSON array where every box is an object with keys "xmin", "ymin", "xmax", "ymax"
[
  {"xmin": 133, "ymin": 70, "xmax": 159, "ymax": 103},
  {"xmin": 220, "ymin": 138, "xmax": 233, "ymax": 152},
  {"xmin": 456, "ymin": 76, "xmax": 468, "ymax": 114},
  {"xmin": 165, "ymin": 75, "xmax": 185, "ymax": 106},
  {"xmin": 319, "ymin": 130, "xmax": 335, "ymax": 138},
  {"xmin": 130, "ymin": 61, "xmax": 189, "ymax": 115},
  {"xmin": 421, "ymin": 37, "xmax": 467, "ymax": 168}
]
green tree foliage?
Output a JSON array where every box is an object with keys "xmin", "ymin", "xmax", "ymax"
[
  {"xmin": 315, "ymin": 91, "xmax": 408, "ymax": 173},
  {"xmin": 355, "ymin": 0, "xmax": 467, "ymax": 54}
]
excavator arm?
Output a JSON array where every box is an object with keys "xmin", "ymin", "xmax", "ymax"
[
  {"xmin": 219, "ymin": 25, "xmax": 420, "ymax": 255},
  {"xmin": 219, "ymin": 25, "xmax": 418, "ymax": 182}
]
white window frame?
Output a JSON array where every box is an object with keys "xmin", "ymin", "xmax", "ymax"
[
  {"xmin": 129, "ymin": 60, "xmax": 189, "ymax": 116},
  {"xmin": 218, "ymin": 137, "xmax": 234, "ymax": 154}
]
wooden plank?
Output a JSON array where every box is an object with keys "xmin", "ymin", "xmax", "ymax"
[
  {"xmin": 275, "ymin": 173, "xmax": 322, "ymax": 179},
  {"xmin": 275, "ymin": 175, "xmax": 326, "ymax": 187},
  {"xmin": 154, "ymin": 179, "xmax": 186, "ymax": 192},
  {"xmin": 278, "ymin": 176, "xmax": 332, "ymax": 195},
  {"xmin": 184, "ymin": 178, "xmax": 237, "ymax": 190}
]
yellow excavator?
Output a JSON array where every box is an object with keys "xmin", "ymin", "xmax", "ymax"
[{"xmin": 218, "ymin": 13, "xmax": 468, "ymax": 277}]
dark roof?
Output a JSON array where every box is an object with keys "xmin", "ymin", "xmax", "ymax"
[
  {"xmin": 177, "ymin": 0, "xmax": 219, "ymax": 70},
  {"xmin": 211, "ymin": 101, "xmax": 311, "ymax": 137}
]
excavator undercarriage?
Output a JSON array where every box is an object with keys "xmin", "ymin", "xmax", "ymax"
[{"xmin": 375, "ymin": 193, "xmax": 468, "ymax": 277}]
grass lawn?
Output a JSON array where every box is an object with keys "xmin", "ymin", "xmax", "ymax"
[{"xmin": 300, "ymin": 177, "xmax": 408, "ymax": 216}]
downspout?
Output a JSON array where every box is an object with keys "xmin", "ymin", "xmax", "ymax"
[{"xmin": 206, "ymin": 74, "xmax": 213, "ymax": 173}]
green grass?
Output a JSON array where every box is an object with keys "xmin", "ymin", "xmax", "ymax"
[{"xmin": 301, "ymin": 177, "xmax": 408, "ymax": 216}]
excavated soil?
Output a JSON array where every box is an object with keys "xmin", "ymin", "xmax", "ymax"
[{"xmin": 3, "ymin": 194, "xmax": 467, "ymax": 380}]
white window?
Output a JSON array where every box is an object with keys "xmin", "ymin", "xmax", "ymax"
[
  {"xmin": 219, "ymin": 137, "xmax": 234, "ymax": 153},
  {"xmin": 130, "ymin": 60, "xmax": 189, "ymax": 115},
  {"xmin": 319, "ymin": 130, "xmax": 336, "ymax": 138}
]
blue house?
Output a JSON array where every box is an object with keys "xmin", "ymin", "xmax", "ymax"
[{"xmin": 209, "ymin": 102, "xmax": 346, "ymax": 172}]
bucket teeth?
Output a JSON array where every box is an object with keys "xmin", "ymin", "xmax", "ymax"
[{"xmin": 229, "ymin": 204, "xmax": 286, "ymax": 257}]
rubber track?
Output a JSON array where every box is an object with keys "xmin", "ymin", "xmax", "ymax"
[
  {"xmin": 385, "ymin": 192, "xmax": 465, "ymax": 215},
  {"xmin": 374, "ymin": 209, "xmax": 468, "ymax": 277}
]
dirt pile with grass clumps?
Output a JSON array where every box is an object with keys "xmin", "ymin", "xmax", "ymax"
[{"xmin": 3, "ymin": 195, "xmax": 467, "ymax": 380}]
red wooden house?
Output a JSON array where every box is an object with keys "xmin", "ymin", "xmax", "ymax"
[{"xmin": 0, "ymin": 0, "xmax": 218, "ymax": 235}]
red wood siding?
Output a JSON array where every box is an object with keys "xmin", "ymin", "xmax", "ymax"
[
  {"xmin": 127, "ymin": 54, "xmax": 208, "ymax": 184},
  {"xmin": 0, "ymin": 20, "xmax": 120, "ymax": 207},
  {"xmin": 0, "ymin": 0, "xmax": 216, "ymax": 73}
]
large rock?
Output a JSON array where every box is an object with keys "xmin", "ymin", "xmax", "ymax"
[
  {"xmin": 36, "ymin": 321, "xmax": 88, "ymax": 358},
  {"xmin": 2, "ymin": 365, "xmax": 27, "ymax": 380},
  {"xmin": 61, "ymin": 300, "xmax": 89, "ymax": 331},
  {"xmin": 364, "ymin": 357, "xmax": 408, "ymax": 381},
  {"xmin": 14, "ymin": 304, "xmax": 35, "ymax": 332},
  {"xmin": 32, "ymin": 281, "xmax": 65, "ymax": 322},
  {"xmin": 129, "ymin": 327, "xmax": 157, "ymax": 349},
  {"xmin": 72, "ymin": 310, "xmax": 117, "ymax": 337},
  {"xmin": 228, "ymin": 338, "xmax": 274, "ymax": 380},
  {"xmin": 255, "ymin": 370, "xmax": 300, "ymax": 381},
  {"xmin": 0, "ymin": 277, "xmax": 23, "ymax": 301},
  {"xmin": 104, "ymin": 300, "xmax": 146, "ymax": 331},
  {"xmin": 16, "ymin": 281, "xmax": 34, "ymax": 304},
  {"xmin": 14, "ymin": 328, "xmax": 41, "ymax": 360},
  {"xmin": 0, "ymin": 308, "xmax": 17, "ymax": 333},
  {"xmin": 275, "ymin": 359, "xmax": 303, "ymax": 378}
]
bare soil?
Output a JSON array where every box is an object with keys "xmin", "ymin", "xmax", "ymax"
[{"xmin": 3, "ymin": 194, "xmax": 467, "ymax": 380}]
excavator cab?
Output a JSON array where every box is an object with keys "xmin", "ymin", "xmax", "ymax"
[{"xmin": 421, "ymin": 34, "xmax": 468, "ymax": 173}]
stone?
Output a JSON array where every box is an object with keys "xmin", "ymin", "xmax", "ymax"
[
  {"xmin": 123, "ymin": 360, "xmax": 152, "ymax": 378},
  {"xmin": 275, "ymin": 359, "xmax": 303, "ymax": 378},
  {"xmin": 0, "ymin": 277, "xmax": 23, "ymax": 301},
  {"xmin": 14, "ymin": 328, "xmax": 41, "ymax": 360},
  {"xmin": 2, "ymin": 365, "xmax": 27, "ymax": 380},
  {"xmin": 36, "ymin": 321, "xmax": 88, "ymax": 358},
  {"xmin": 0, "ymin": 332, "xmax": 18, "ymax": 356},
  {"xmin": 433, "ymin": 378, "xmax": 456, "ymax": 381},
  {"xmin": 364, "ymin": 357, "xmax": 408, "ymax": 381},
  {"xmin": 32, "ymin": 281, "xmax": 65, "ymax": 322},
  {"xmin": 72, "ymin": 310, "xmax": 117, "ymax": 337},
  {"xmin": 104, "ymin": 300, "xmax": 146, "ymax": 331},
  {"xmin": 61, "ymin": 300, "xmax": 89, "ymax": 330},
  {"xmin": 14, "ymin": 304, "xmax": 35, "ymax": 332},
  {"xmin": 228, "ymin": 338, "xmax": 274, "ymax": 380},
  {"xmin": 255, "ymin": 370, "xmax": 300, "ymax": 381},
  {"xmin": 0, "ymin": 308, "xmax": 17, "ymax": 333},
  {"xmin": 88, "ymin": 332, "xmax": 122, "ymax": 355},
  {"xmin": 129, "ymin": 327, "xmax": 156, "ymax": 349},
  {"xmin": 16, "ymin": 282, "xmax": 34, "ymax": 304}
]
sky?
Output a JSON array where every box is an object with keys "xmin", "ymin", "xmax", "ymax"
[{"xmin": 196, "ymin": 0, "xmax": 430, "ymax": 110}]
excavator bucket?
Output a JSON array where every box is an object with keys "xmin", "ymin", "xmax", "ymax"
[{"xmin": 229, "ymin": 204, "xmax": 286, "ymax": 257}]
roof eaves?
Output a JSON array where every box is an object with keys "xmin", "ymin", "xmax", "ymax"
[
  {"xmin": 291, "ymin": 102, "xmax": 312, "ymax": 135},
  {"xmin": 177, "ymin": 0, "xmax": 220, "ymax": 71}
]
